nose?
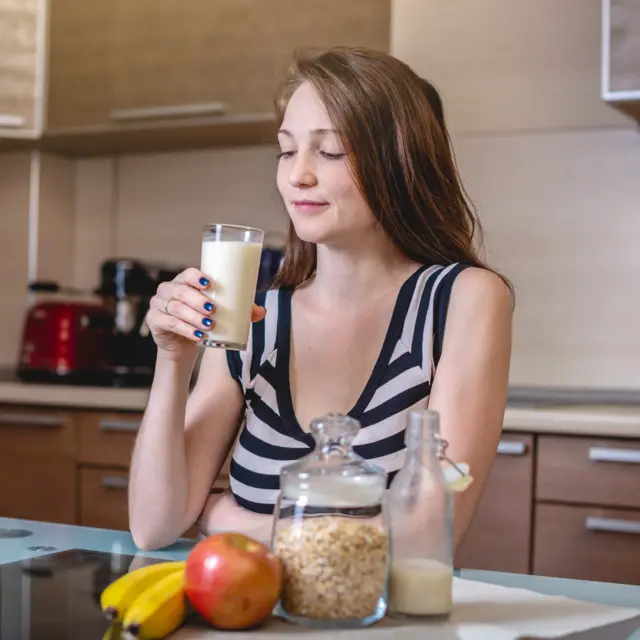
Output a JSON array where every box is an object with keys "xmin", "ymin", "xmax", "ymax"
[{"xmin": 288, "ymin": 150, "xmax": 317, "ymax": 188}]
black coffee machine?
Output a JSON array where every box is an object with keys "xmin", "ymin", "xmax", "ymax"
[{"xmin": 95, "ymin": 259, "xmax": 183, "ymax": 387}]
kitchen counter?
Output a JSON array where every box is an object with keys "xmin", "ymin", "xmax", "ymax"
[
  {"xmin": 2, "ymin": 377, "xmax": 640, "ymax": 437},
  {"xmin": 0, "ymin": 516, "xmax": 639, "ymax": 639}
]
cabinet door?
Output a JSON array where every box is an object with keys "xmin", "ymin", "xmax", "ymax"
[
  {"xmin": 46, "ymin": 0, "xmax": 114, "ymax": 129},
  {"xmin": 534, "ymin": 503, "xmax": 640, "ymax": 586},
  {"xmin": 0, "ymin": 454, "xmax": 76, "ymax": 524},
  {"xmin": 392, "ymin": 0, "xmax": 630, "ymax": 133},
  {"xmin": 455, "ymin": 434, "xmax": 534, "ymax": 574},
  {"xmin": 109, "ymin": 0, "xmax": 390, "ymax": 123},
  {"xmin": 0, "ymin": 0, "xmax": 39, "ymax": 133},
  {"xmin": 0, "ymin": 408, "xmax": 76, "ymax": 524},
  {"xmin": 608, "ymin": 0, "xmax": 640, "ymax": 94}
]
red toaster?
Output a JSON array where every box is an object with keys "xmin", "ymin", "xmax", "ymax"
[{"xmin": 17, "ymin": 301, "xmax": 115, "ymax": 384}]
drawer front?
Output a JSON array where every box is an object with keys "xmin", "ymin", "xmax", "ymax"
[
  {"xmin": 537, "ymin": 435, "xmax": 640, "ymax": 509},
  {"xmin": 534, "ymin": 503, "xmax": 640, "ymax": 585},
  {"xmin": 0, "ymin": 454, "xmax": 76, "ymax": 524},
  {"xmin": 0, "ymin": 408, "xmax": 75, "ymax": 456},
  {"xmin": 79, "ymin": 467, "xmax": 226, "ymax": 537},
  {"xmin": 77, "ymin": 412, "xmax": 142, "ymax": 467},
  {"xmin": 80, "ymin": 468, "xmax": 131, "ymax": 531},
  {"xmin": 455, "ymin": 433, "xmax": 534, "ymax": 574}
]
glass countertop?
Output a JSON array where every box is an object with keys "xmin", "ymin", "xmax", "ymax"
[{"xmin": 1, "ymin": 516, "xmax": 639, "ymax": 639}]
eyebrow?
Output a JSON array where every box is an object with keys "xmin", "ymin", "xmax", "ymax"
[{"xmin": 277, "ymin": 128, "xmax": 337, "ymax": 137}]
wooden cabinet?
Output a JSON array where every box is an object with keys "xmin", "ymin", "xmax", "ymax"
[
  {"xmin": 534, "ymin": 504, "xmax": 640, "ymax": 585},
  {"xmin": 0, "ymin": 407, "xmax": 76, "ymax": 523},
  {"xmin": 534, "ymin": 434, "xmax": 640, "ymax": 585},
  {"xmin": 43, "ymin": 0, "xmax": 390, "ymax": 155},
  {"xmin": 46, "ymin": 0, "xmax": 114, "ymax": 130},
  {"xmin": 391, "ymin": 0, "xmax": 629, "ymax": 134},
  {"xmin": 456, "ymin": 434, "xmax": 534, "ymax": 574},
  {"xmin": 0, "ymin": 0, "xmax": 43, "ymax": 136},
  {"xmin": 602, "ymin": 0, "xmax": 640, "ymax": 121}
]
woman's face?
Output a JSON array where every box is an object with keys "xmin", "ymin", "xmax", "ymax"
[{"xmin": 276, "ymin": 82, "xmax": 375, "ymax": 247}]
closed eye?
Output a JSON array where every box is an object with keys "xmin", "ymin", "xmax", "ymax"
[
  {"xmin": 319, "ymin": 151, "xmax": 345, "ymax": 160},
  {"xmin": 276, "ymin": 150, "xmax": 295, "ymax": 160}
]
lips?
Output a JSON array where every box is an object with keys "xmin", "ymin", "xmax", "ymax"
[{"xmin": 292, "ymin": 200, "xmax": 329, "ymax": 213}]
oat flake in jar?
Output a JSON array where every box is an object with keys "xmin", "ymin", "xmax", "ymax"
[{"xmin": 271, "ymin": 414, "xmax": 389, "ymax": 629}]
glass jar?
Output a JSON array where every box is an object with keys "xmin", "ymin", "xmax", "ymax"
[
  {"xmin": 271, "ymin": 414, "xmax": 390, "ymax": 629},
  {"xmin": 385, "ymin": 409, "xmax": 457, "ymax": 619}
]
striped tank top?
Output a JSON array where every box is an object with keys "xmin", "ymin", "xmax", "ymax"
[{"xmin": 225, "ymin": 262, "xmax": 469, "ymax": 514}]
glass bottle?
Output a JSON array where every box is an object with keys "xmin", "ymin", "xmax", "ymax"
[
  {"xmin": 385, "ymin": 409, "xmax": 458, "ymax": 619},
  {"xmin": 271, "ymin": 414, "xmax": 390, "ymax": 629}
]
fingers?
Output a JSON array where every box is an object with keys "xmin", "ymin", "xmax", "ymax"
[
  {"xmin": 151, "ymin": 307, "xmax": 207, "ymax": 342},
  {"xmin": 156, "ymin": 279, "xmax": 214, "ymax": 318},
  {"xmin": 251, "ymin": 305, "xmax": 267, "ymax": 323},
  {"xmin": 150, "ymin": 295, "xmax": 215, "ymax": 335}
]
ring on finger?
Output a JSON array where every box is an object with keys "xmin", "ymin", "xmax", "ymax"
[{"xmin": 164, "ymin": 298, "xmax": 173, "ymax": 315}]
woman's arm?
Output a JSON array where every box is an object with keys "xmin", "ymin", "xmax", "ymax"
[
  {"xmin": 427, "ymin": 267, "xmax": 513, "ymax": 549},
  {"xmin": 128, "ymin": 347, "xmax": 245, "ymax": 550}
]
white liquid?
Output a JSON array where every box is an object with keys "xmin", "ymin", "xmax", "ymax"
[
  {"xmin": 389, "ymin": 557, "xmax": 453, "ymax": 616},
  {"xmin": 200, "ymin": 240, "xmax": 263, "ymax": 349}
]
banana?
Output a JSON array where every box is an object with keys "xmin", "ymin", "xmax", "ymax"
[
  {"xmin": 122, "ymin": 569, "xmax": 187, "ymax": 639},
  {"xmin": 100, "ymin": 561, "xmax": 185, "ymax": 623}
]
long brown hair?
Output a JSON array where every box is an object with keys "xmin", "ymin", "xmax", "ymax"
[{"xmin": 272, "ymin": 46, "xmax": 507, "ymax": 292}]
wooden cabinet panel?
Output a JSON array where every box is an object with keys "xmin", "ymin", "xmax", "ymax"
[
  {"xmin": 608, "ymin": 0, "xmax": 640, "ymax": 93},
  {"xmin": 77, "ymin": 411, "xmax": 141, "ymax": 467},
  {"xmin": 455, "ymin": 434, "xmax": 534, "ymax": 574},
  {"xmin": 46, "ymin": 0, "xmax": 114, "ymax": 129},
  {"xmin": 0, "ymin": 407, "xmax": 75, "ymax": 456},
  {"xmin": 392, "ymin": 0, "xmax": 630, "ymax": 133},
  {"xmin": 534, "ymin": 503, "xmax": 640, "ymax": 585},
  {"xmin": 110, "ymin": 0, "xmax": 390, "ymax": 121},
  {"xmin": 79, "ymin": 467, "xmax": 130, "ymax": 532},
  {"xmin": 537, "ymin": 435, "xmax": 640, "ymax": 510},
  {"xmin": 0, "ymin": 0, "xmax": 39, "ymax": 133},
  {"xmin": 0, "ymin": 454, "xmax": 75, "ymax": 524}
]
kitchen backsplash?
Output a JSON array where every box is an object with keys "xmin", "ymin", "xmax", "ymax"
[{"xmin": 1, "ymin": 126, "xmax": 639, "ymax": 390}]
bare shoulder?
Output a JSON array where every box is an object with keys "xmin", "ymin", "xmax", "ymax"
[{"xmin": 449, "ymin": 267, "xmax": 513, "ymax": 316}]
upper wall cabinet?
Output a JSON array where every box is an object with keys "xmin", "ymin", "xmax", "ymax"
[
  {"xmin": 43, "ymin": 0, "xmax": 390, "ymax": 155},
  {"xmin": 0, "ymin": 0, "xmax": 45, "ymax": 142},
  {"xmin": 391, "ymin": 0, "xmax": 631, "ymax": 135},
  {"xmin": 602, "ymin": 0, "xmax": 640, "ymax": 122}
]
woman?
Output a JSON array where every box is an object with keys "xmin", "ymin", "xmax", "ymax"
[{"xmin": 128, "ymin": 46, "xmax": 513, "ymax": 551}]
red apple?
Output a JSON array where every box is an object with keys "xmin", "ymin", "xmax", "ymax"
[{"xmin": 184, "ymin": 532, "xmax": 283, "ymax": 630}]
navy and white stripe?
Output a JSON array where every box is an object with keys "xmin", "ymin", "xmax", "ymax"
[{"xmin": 226, "ymin": 263, "xmax": 470, "ymax": 514}]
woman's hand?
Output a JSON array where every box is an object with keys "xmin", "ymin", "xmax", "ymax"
[{"xmin": 146, "ymin": 267, "xmax": 266, "ymax": 361}]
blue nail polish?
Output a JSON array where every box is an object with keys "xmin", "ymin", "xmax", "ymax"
[
  {"xmin": 204, "ymin": 302, "xmax": 214, "ymax": 312},
  {"xmin": 194, "ymin": 330, "xmax": 204, "ymax": 338},
  {"xmin": 202, "ymin": 317, "xmax": 212, "ymax": 327},
  {"xmin": 199, "ymin": 277, "xmax": 209, "ymax": 287}
]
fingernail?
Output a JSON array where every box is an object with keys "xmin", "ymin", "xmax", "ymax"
[
  {"xmin": 194, "ymin": 330, "xmax": 204, "ymax": 338},
  {"xmin": 199, "ymin": 277, "xmax": 209, "ymax": 287},
  {"xmin": 202, "ymin": 317, "xmax": 213, "ymax": 327},
  {"xmin": 204, "ymin": 302, "xmax": 214, "ymax": 312}
]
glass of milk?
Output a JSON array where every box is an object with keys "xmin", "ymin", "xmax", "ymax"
[{"xmin": 200, "ymin": 224, "xmax": 264, "ymax": 350}]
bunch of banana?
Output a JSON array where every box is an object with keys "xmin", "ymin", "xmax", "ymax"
[{"xmin": 100, "ymin": 560, "xmax": 187, "ymax": 639}]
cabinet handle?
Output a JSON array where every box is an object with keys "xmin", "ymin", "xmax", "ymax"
[
  {"xmin": 585, "ymin": 516, "xmax": 640, "ymax": 535},
  {"xmin": 497, "ymin": 440, "xmax": 528, "ymax": 456},
  {"xmin": 0, "ymin": 114, "xmax": 26, "ymax": 128},
  {"xmin": 99, "ymin": 419, "xmax": 140, "ymax": 433},
  {"xmin": 109, "ymin": 102, "xmax": 227, "ymax": 121},
  {"xmin": 0, "ymin": 413, "xmax": 64, "ymax": 428},
  {"xmin": 101, "ymin": 476, "xmax": 129, "ymax": 490},
  {"xmin": 588, "ymin": 447, "xmax": 640, "ymax": 464}
]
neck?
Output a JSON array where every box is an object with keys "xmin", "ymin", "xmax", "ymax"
[{"xmin": 307, "ymin": 230, "xmax": 418, "ymax": 307}]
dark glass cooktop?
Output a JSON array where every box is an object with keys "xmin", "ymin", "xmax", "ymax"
[{"xmin": 0, "ymin": 549, "xmax": 165, "ymax": 640}]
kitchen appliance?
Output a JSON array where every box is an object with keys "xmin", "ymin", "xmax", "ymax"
[
  {"xmin": 94, "ymin": 258, "xmax": 183, "ymax": 386},
  {"xmin": 17, "ymin": 284, "xmax": 115, "ymax": 385}
]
